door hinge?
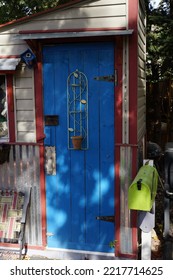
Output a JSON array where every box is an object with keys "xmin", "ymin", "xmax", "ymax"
[{"xmin": 94, "ymin": 70, "xmax": 117, "ymax": 85}]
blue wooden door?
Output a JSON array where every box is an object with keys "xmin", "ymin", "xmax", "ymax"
[{"xmin": 43, "ymin": 42, "xmax": 115, "ymax": 253}]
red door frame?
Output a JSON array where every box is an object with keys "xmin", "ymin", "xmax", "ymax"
[{"xmin": 33, "ymin": 29, "xmax": 139, "ymax": 258}]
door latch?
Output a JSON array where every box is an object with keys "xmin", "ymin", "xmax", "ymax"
[
  {"xmin": 45, "ymin": 146, "xmax": 56, "ymax": 175},
  {"xmin": 94, "ymin": 70, "xmax": 117, "ymax": 85}
]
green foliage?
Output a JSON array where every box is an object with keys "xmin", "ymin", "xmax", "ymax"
[
  {"xmin": 146, "ymin": 0, "xmax": 173, "ymax": 82},
  {"xmin": 109, "ymin": 240, "xmax": 118, "ymax": 248},
  {"xmin": 58, "ymin": 0, "xmax": 73, "ymax": 3},
  {"xmin": 0, "ymin": 0, "xmax": 60, "ymax": 24},
  {"xmin": 0, "ymin": 0, "xmax": 82, "ymax": 24}
]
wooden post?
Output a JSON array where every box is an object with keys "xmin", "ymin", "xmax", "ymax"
[{"xmin": 138, "ymin": 160, "xmax": 155, "ymax": 260}]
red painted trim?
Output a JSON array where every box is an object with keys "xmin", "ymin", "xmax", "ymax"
[
  {"xmin": 0, "ymin": 243, "xmax": 45, "ymax": 250},
  {"xmin": 0, "ymin": 71, "xmax": 15, "ymax": 74},
  {"xmin": 19, "ymin": 27, "xmax": 127, "ymax": 35},
  {"xmin": 127, "ymin": 0, "xmax": 139, "ymax": 259},
  {"xmin": 6, "ymin": 75, "xmax": 15, "ymax": 142},
  {"xmin": 27, "ymin": 245, "xmax": 45, "ymax": 250},
  {"xmin": 118, "ymin": 253, "xmax": 137, "ymax": 259},
  {"xmin": 34, "ymin": 62, "xmax": 45, "ymax": 143},
  {"xmin": 115, "ymin": 37, "xmax": 123, "ymax": 144},
  {"xmin": 0, "ymin": 0, "xmax": 89, "ymax": 29},
  {"xmin": 114, "ymin": 0, "xmax": 139, "ymax": 257},
  {"xmin": 0, "ymin": 243, "xmax": 20, "ymax": 248},
  {"xmin": 128, "ymin": 0, "xmax": 138, "ymax": 145},
  {"xmin": 114, "ymin": 37, "xmax": 123, "ymax": 257},
  {"xmin": 34, "ymin": 50, "xmax": 47, "ymax": 247},
  {"xmin": 39, "ymin": 145, "xmax": 47, "ymax": 247}
]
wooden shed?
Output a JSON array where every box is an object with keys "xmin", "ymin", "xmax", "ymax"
[{"xmin": 0, "ymin": 0, "xmax": 146, "ymax": 259}]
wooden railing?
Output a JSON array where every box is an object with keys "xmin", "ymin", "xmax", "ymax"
[{"xmin": 0, "ymin": 143, "xmax": 43, "ymax": 246}]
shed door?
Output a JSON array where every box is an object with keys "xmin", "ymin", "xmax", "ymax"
[{"xmin": 43, "ymin": 42, "xmax": 115, "ymax": 253}]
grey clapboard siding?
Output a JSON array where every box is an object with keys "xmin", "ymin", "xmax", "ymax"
[{"xmin": 14, "ymin": 64, "xmax": 36, "ymax": 142}]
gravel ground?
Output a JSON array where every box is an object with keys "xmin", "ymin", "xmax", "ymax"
[
  {"xmin": 0, "ymin": 251, "xmax": 54, "ymax": 260},
  {"xmin": 0, "ymin": 250, "xmax": 19, "ymax": 260}
]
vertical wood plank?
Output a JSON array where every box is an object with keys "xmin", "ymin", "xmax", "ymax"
[
  {"xmin": 43, "ymin": 42, "xmax": 115, "ymax": 252},
  {"xmin": 85, "ymin": 47, "xmax": 100, "ymax": 247},
  {"xmin": 99, "ymin": 46, "xmax": 115, "ymax": 249}
]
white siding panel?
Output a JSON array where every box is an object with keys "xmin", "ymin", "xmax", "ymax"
[
  {"xmin": 14, "ymin": 65, "xmax": 36, "ymax": 142},
  {"xmin": 17, "ymin": 132, "xmax": 36, "ymax": 142},
  {"xmin": 38, "ymin": 5, "xmax": 126, "ymax": 20},
  {"xmin": 15, "ymin": 77, "xmax": 33, "ymax": 88},
  {"xmin": 0, "ymin": 34, "xmax": 27, "ymax": 56},
  {"xmin": 138, "ymin": 22, "xmax": 145, "ymax": 43},
  {"xmin": 8, "ymin": 17, "xmax": 127, "ymax": 32},
  {"xmin": 138, "ymin": 94, "xmax": 146, "ymax": 107},
  {"xmin": 15, "ymin": 88, "xmax": 33, "ymax": 99},
  {"xmin": 138, "ymin": 87, "xmax": 146, "ymax": 96},
  {"xmin": 138, "ymin": 78, "xmax": 146, "ymax": 88},
  {"xmin": 138, "ymin": 46, "xmax": 145, "ymax": 62},
  {"xmin": 17, "ymin": 121, "xmax": 35, "ymax": 131},
  {"xmin": 16, "ymin": 111, "xmax": 35, "ymax": 121},
  {"xmin": 138, "ymin": 68, "xmax": 145, "ymax": 80},
  {"xmin": 0, "ymin": 33, "xmax": 22, "ymax": 44},
  {"xmin": 0, "ymin": 44, "xmax": 26, "ymax": 56},
  {"xmin": 16, "ymin": 100, "xmax": 34, "ymax": 110}
]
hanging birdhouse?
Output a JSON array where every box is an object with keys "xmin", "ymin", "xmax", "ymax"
[{"xmin": 20, "ymin": 48, "xmax": 36, "ymax": 68}]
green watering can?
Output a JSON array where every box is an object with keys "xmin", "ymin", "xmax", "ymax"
[{"xmin": 128, "ymin": 164, "xmax": 158, "ymax": 211}]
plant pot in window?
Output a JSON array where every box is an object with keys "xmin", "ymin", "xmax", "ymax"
[{"xmin": 71, "ymin": 136, "xmax": 83, "ymax": 150}]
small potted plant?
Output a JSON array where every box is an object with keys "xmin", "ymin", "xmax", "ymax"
[{"xmin": 71, "ymin": 135, "xmax": 83, "ymax": 150}]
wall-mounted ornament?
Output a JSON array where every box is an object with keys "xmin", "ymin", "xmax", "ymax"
[
  {"xmin": 20, "ymin": 48, "xmax": 36, "ymax": 69},
  {"xmin": 67, "ymin": 69, "xmax": 88, "ymax": 150}
]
